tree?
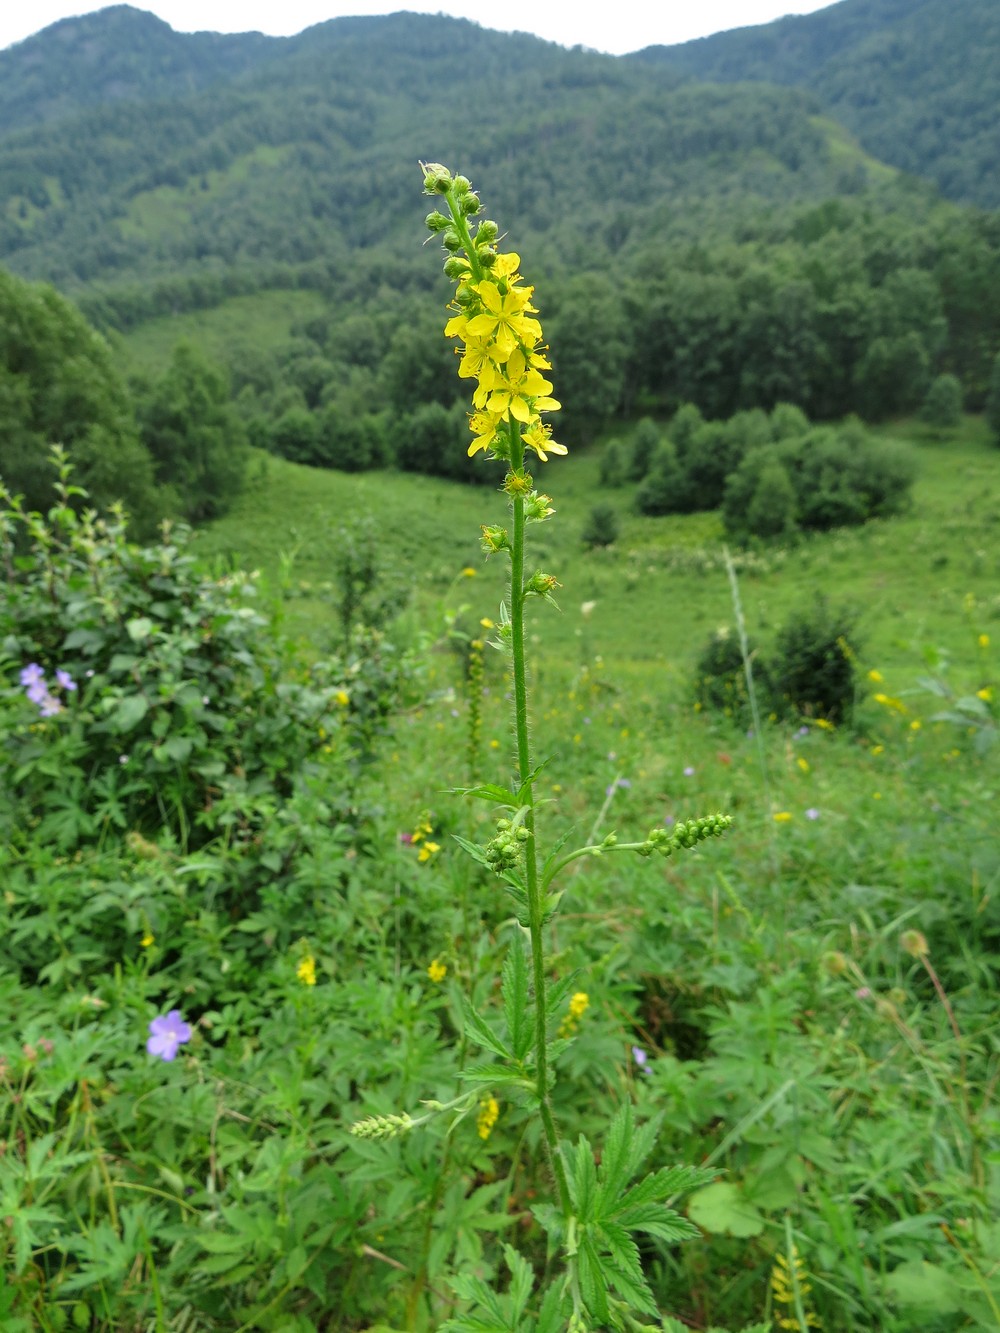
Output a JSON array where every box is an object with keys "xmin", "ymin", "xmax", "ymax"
[
  {"xmin": 136, "ymin": 342, "xmax": 248, "ymax": 521},
  {"xmin": 635, "ymin": 441, "xmax": 683, "ymax": 516},
  {"xmin": 920, "ymin": 373, "xmax": 963, "ymax": 431},
  {"xmin": 986, "ymin": 352, "xmax": 1000, "ymax": 445},
  {"xmin": 0, "ymin": 267, "xmax": 161, "ymax": 534}
]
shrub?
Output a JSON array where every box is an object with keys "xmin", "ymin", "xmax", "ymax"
[
  {"xmin": 0, "ymin": 454, "xmax": 346, "ymax": 854},
  {"xmin": 628, "ymin": 417, "xmax": 661, "ymax": 481},
  {"xmin": 599, "ymin": 438, "xmax": 626, "ymax": 488},
  {"xmin": 581, "ymin": 502, "xmax": 620, "ymax": 548},
  {"xmin": 986, "ymin": 351, "xmax": 1000, "ymax": 445},
  {"xmin": 635, "ymin": 440, "xmax": 684, "ymax": 516},
  {"xmin": 770, "ymin": 599, "xmax": 861, "ymax": 723},
  {"xmin": 921, "ymin": 373, "xmax": 963, "ymax": 430},
  {"xmin": 694, "ymin": 626, "xmax": 769, "ymax": 720}
]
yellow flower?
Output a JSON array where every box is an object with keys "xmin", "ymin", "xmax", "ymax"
[
  {"xmin": 814, "ymin": 718, "xmax": 835, "ymax": 731},
  {"xmin": 461, "ymin": 566, "xmax": 477, "ymax": 578},
  {"xmin": 568, "ymin": 992, "xmax": 589, "ymax": 1020},
  {"xmin": 335, "ymin": 690, "xmax": 350, "ymax": 707},
  {"xmin": 871, "ymin": 744, "xmax": 884, "ymax": 755},
  {"xmin": 773, "ymin": 811, "xmax": 793, "ymax": 822},
  {"xmin": 480, "ymin": 617, "xmax": 494, "ymax": 629},
  {"xmin": 979, "ymin": 634, "xmax": 990, "ymax": 648},
  {"xmin": 977, "ymin": 686, "xmax": 993, "ymax": 701},
  {"xmin": 476, "ymin": 1095, "xmax": 500, "ymax": 1141},
  {"xmin": 909, "ymin": 719, "xmax": 921, "ymax": 731},
  {"xmin": 466, "ymin": 277, "xmax": 542, "ymax": 362},
  {"xmin": 297, "ymin": 956, "xmax": 317, "ymax": 986},
  {"xmin": 141, "ymin": 932, "xmax": 155, "ymax": 949},
  {"xmin": 417, "ymin": 840, "xmax": 441, "ymax": 863},
  {"xmin": 867, "ymin": 669, "xmax": 884, "ymax": 683},
  {"xmin": 427, "ymin": 959, "xmax": 447, "ymax": 983},
  {"xmin": 797, "ymin": 757, "xmax": 810, "ymax": 773},
  {"xmin": 873, "ymin": 692, "xmax": 907, "ymax": 714}
]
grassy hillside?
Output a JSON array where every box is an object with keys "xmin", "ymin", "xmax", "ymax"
[{"xmin": 194, "ymin": 417, "xmax": 1000, "ymax": 695}]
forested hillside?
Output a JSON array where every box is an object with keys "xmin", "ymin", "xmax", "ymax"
[{"xmin": 633, "ymin": 0, "xmax": 1000, "ymax": 208}]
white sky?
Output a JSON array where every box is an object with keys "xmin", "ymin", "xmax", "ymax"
[{"xmin": 1, "ymin": 1, "xmax": 838, "ymax": 57}]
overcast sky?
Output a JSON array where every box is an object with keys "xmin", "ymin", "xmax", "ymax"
[{"xmin": 1, "ymin": 1, "xmax": 838, "ymax": 56}]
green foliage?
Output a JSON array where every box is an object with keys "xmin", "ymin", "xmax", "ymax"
[
  {"xmin": 581, "ymin": 502, "xmax": 621, "ymax": 549},
  {"xmin": 634, "ymin": 441, "xmax": 683, "ymax": 516},
  {"xmin": 920, "ymin": 372, "xmax": 963, "ymax": 430},
  {"xmin": 986, "ymin": 351, "xmax": 1000, "ymax": 444},
  {"xmin": 135, "ymin": 341, "xmax": 249, "ymax": 520},
  {"xmin": 628, "ymin": 418, "xmax": 661, "ymax": 483},
  {"xmin": 0, "ymin": 455, "xmax": 347, "ymax": 855},
  {"xmin": 598, "ymin": 439, "xmax": 626, "ymax": 488},
  {"xmin": 0, "ymin": 267, "xmax": 161, "ymax": 535},
  {"xmin": 694, "ymin": 626, "xmax": 770, "ymax": 722},
  {"xmin": 770, "ymin": 598, "xmax": 861, "ymax": 723}
]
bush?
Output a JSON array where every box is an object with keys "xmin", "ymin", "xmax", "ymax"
[
  {"xmin": 581, "ymin": 502, "xmax": 620, "ymax": 548},
  {"xmin": 694, "ymin": 626, "xmax": 769, "ymax": 720},
  {"xmin": 628, "ymin": 417, "xmax": 661, "ymax": 481},
  {"xmin": 635, "ymin": 440, "xmax": 684, "ymax": 516},
  {"xmin": 0, "ymin": 454, "xmax": 346, "ymax": 854},
  {"xmin": 986, "ymin": 351, "xmax": 1000, "ymax": 445},
  {"xmin": 921, "ymin": 373, "xmax": 963, "ymax": 430},
  {"xmin": 599, "ymin": 439, "xmax": 626, "ymax": 488},
  {"xmin": 770, "ymin": 599, "xmax": 861, "ymax": 723}
]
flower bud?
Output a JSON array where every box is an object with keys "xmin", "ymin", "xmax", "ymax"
[
  {"xmin": 460, "ymin": 192, "xmax": 481, "ymax": 215},
  {"xmin": 900, "ymin": 929, "xmax": 929, "ymax": 959},
  {"xmin": 425, "ymin": 210, "xmax": 450, "ymax": 233},
  {"xmin": 822, "ymin": 951, "xmax": 848, "ymax": 977},
  {"xmin": 476, "ymin": 219, "xmax": 499, "ymax": 243},
  {"xmin": 443, "ymin": 256, "xmax": 469, "ymax": 280},
  {"xmin": 452, "ymin": 175, "xmax": 472, "ymax": 196},
  {"xmin": 478, "ymin": 247, "xmax": 498, "ymax": 268},
  {"xmin": 481, "ymin": 525, "xmax": 510, "ymax": 555},
  {"xmin": 422, "ymin": 163, "xmax": 452, "ymax": 194},
  {"xmin": 525, "ymin": 571, "xmax": 559, "ymax": 596},
  {"xmin": 442, "ymin": 228, "xmax": 463, "ymax": 253}
]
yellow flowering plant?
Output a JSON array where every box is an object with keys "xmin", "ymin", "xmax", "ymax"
[{"xmin": 349, "ymin": 163, "xmax": 735, "ymax": 1331}]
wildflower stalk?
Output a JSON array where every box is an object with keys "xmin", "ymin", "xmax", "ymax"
[{"xmin": 507, "ymin": 427, "xmax": 571, "ymax": 1213}]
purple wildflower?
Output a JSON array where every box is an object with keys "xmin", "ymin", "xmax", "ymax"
[
  {"xmin": 664, "ymin": 814, "xmax": 675, "ymax": 826},
  {"xmin": 805, "ymin": 807, "xmax": 820, "ymax": 820},
  {"xmin": 39, "ymin": 696, "xmax": 63, "ymax": 717},
  {"xmin": 631, "ymin": 1045, "xmax": 651, "ymax": 1073},
  {"xmin": 147, "ymin": 1010, "xmax": 193, "ymax": 1062},
  {"xmin": 19, "ymin": 663, "xmax": 44, "ymax": 688},
  {"xmin": 26, "ymin": 680, "xmax": 50, "ymax": 705},
  {"xmin": 795, "ymin": 725, "xmax": 809, "ymax": 739},
  {"xmin": 683, "ymin": 766, "xmax": 695, "ymax": 777},
  {"xmin": 855, "ymin": 987, "xmax": 872, "ymax": 1001},
  {"xmin": 55, "ymin": 669, "xmax": 77, "ymax": 692}
]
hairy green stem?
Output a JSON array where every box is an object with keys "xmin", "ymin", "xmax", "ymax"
[{"xmin": 507, "ymin": 423, "xmax": 571, "ymax": 1217}]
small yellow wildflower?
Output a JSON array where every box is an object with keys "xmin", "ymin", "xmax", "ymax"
[
  {"xmin": 770, "ymin": 1248, "xmax": 821, "ymax": 1330},
  {"xmin": 141, "ymin": 932, "xmax": 155, "ymax": 949},
  {"xmin": 871, "ymin": 744, "xmax": 884, "ymax": 755},
  {"xmin": 773, "ymin": 811, "xmax": 793, "ymax": 823},
  {"xmin": 476, "ymin": 1095, "xmax": 500, "ymax": 1141},
  {"xmin": 461, "ymin": 566, "xmax": 477, "ymax": 578},
  {"xmin": 480, "ymin": 617, "xmax": 494, "ymax": 629},
  {"xmin": 334, "ymin": 690, "xmax": 350, "ymax": 707},
  {"xmin": 979, "ymin": 634, "xmax": 990, "ymax": 648},
  {"xmin": 489, "ymin": 739, "xmax": 500, "ymax": 749},
  {"xmin": 873, "ymin": 692, "xmax": 907, "ymax": 714},
  {"xmin": 977, "ymin": 686, "xmax": 993, "ymax": 701},
  {"xmin": 814, "ymin": 717, "xmax": 835, "ymax": 731},
  {"xmin": 417, "ymin": 841, "xmax": 441, "ymax": 863},
  {"xmin": 427, "ymin": 959, "xmax": 447, "ymax": 983},
  {"xmin": 797, "ymin": 757, "xmax": 810, "ymax": 773},
  {"xmin": 909, "ymin": 719, "xmax": 921, "ymax": 731},
  {"xmin": 297, "ymin": 956, "xmax": 317, "ymax": 987},
  {"xmin": 867, "ymin": 669, "xmax": 884, "ymax": 683}
]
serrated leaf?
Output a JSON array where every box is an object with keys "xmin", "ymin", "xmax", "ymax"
[
  {"xmin": 448, "ymin": 783, "xmax": 519, "ymax": 807},
  {"xmin": 451, "ymin": 834, "xmax": 492, "ymax": 868},
  {"xmin": 601, "ymin": 1238, "xmax": 658, "ymax": 1315},
  {"xmin": 615, "ymin": 1203, "xmax": 701, "ymax": 1244},
  {"xmin": 687, "ymin": 1182, "xmax": 764, "ymax": 1238},
  {"xmin": 462, "ymin": 1061, "xmax": 533, "ymax": 1089},
  {"xmin": 460, "ymin": 1000, "xmax": 512, "ymax": 1061},
  {"xmin": 569, "ymin": 1137, "xmax": 598, "ymax": 1220},
  {"xmin": 883, "ymin": 1260, "xmax": 962, "ymax": 1313},
  {"xmin": 577, "ymin": 1232, "xmax": 610, "ymax": 1325},
  {"xmin": 449, "ymin": 1273, "xmax": 506, "ymax": 1321},
  {"xmin": 502, "ymin": 1243, "xmax": 534, "ymax": 1321},
  {"xmin": 595, "ymin": 1103, "xmax": 633, "ymax": 1216},
  {"xmin": 112, "ymin": 694, "xmax": 149, "ymax": 732},
  {"xmin": 502, "ymin": 940, "xmax": 532, "ymax": 1061}
]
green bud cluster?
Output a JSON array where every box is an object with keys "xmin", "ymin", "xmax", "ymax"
[
  {"xmin": 481, "ymin": 525, "xmax": 511, "ymax": 555},
  {"xmin": 421, "ymin": 162, "xmax": 453, "ymax": 195},
  {"xmin": 484, "ymin": 817, "xmax": 529, "ymax": 874},
  {"xmin": 349, "ymin": 1112, "xmax": 414, "ymax": 1141},
  {"xmin": 638, "ymin": 813, "xmax": 733, "ymax": 857}
]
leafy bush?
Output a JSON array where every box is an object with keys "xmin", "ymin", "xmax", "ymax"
[
  {"xmin": 694, "ymin": 626, "xmax": 770, "ymax": 720},
  {"xmin": 628, "ymin": 416, "xmax": 661, "ymax": 481},
  {"xmin": 0, "ymin": 268, "xmax": 162, "ymax": 535},
  {"xmin": 581, "ymin": 501, "xmax": 620, "ymax": 548},
  {"xmin": 770, "ymin": 598, "xmax": 861, "ymax": 723},
  {"xmin": 986, "ymin": 350, "xmax": 1000, "ymax": 445},
  {"xmin": 598, "ymin": 438, "xmax": 626, "ymax": 487},
  {"xmin": 921, "ymin": 372, "xmax": 963, "ymax": 429},
  {"xmin": 0, "ymin": 454, "xmax": 345, "ymax": 854},
  {"xmin": 635, "ymin": 440, "xmax": 684, "ymax": 515}
]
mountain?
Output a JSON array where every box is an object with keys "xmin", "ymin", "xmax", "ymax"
[
  {"xmin": 631, "ymin": 0, "xmax": 1000, "ymax": 208},
  {"xmin": 0, "ymin": 5, "xmax": 280, "ymax": 131}
]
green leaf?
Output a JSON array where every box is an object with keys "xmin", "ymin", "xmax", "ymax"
[
  {"xmin": 448, "ymin": 782, "xmax": 519, "ymax": 807},
  {"xmin": 126, "ymin": 616, "xmax": 154, "ymax": 642},
  {"xmin": 595, "ymin": 1102, "xmax": 633, "ymax": 1216},
  {"xmin": 687, "ymin": 1182, "xmax": 765, "ymax": 1238},
  {"xmin": 883, "ymin": 1261, "xmax": 962, "ymax": 1313},
  {"xmin": 112, "ymin": 694, "xmax": 149, "ymax": 732},
  {"xmin": 502, "ymin": 1243, "xmax": 533, "ymax": 1321},
  {"xmin": 460, "ymin": 999, "xmax": 512, "ymax": 1061},
  {"xmin": 502, "ymin": 940, "xmax": 531, "ymax": 1061},
  {"xmin": 568, "ymin": 1136, "xmax": 598, "ymax": 1220},
  {"xmin": 534, "ymin": 1281, "xmax": 569, "ymax": 1333},
  {"xmin": 577, "ymin": 1232, "xmax": 610, "ymax": 1325},
  {"xmin": 451, "ymin": 834, "xmax": 491, "ymax": 868}
]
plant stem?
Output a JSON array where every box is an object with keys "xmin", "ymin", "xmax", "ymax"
[{"xmin": 507, "ymin": 425, "xmax": 571, "ymax": 1217}]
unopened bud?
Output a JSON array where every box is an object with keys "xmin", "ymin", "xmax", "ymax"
[
  {"xmin": 425, "ymin": 210, "xmax": 450, "ymax": 233},
  {"xmin": 900, "ymin": 929, "xmax": 929, "ymax": 959},
  {"xmin": 422, "ymin": 163, "xmax": 452, "ymax": 194},
  {"xmin": 476, "ymin": 219, "xmax": 499, "ymax": 243}
]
